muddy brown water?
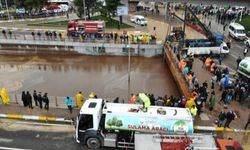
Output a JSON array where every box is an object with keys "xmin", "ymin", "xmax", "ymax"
[{"xmin": 0, "ymin": 54, "xmax": 180, "ymax": 101}]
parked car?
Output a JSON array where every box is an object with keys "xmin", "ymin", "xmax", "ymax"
[{"xmin": 16, "ymin": 8, "xmax": 26, "ymax": 14}]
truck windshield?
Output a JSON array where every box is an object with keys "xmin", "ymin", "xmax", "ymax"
[
  {"xmin": 223, "ymin": 46, "xmax": 229, "ymax": 50},
  {"xmin": 236, "ymin": 29, "xmax": 245, "ymax": 34},
  {"xmin": 79, "ymin": 114, "xmax": 93, "ymax": 130}
]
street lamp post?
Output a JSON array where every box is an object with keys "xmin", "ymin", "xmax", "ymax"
[
  {"xmin": 127, "ymin": 41, "xmax": 131, "ymax": 101},
  {"xmin": 4, "ymin": 0, "xmax": 10, "ymax": 21}
]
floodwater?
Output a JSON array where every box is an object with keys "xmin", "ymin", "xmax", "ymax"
[{"xmin": 0, "ymin": 54, "xmax": 180, "ymax": 100}]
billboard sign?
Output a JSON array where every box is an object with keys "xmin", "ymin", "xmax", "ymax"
[
  {"xmin": 105, "ymin": 112, "xmax": 193, "ymax": 134},
  {"xmin": 117, "ymin": 6, "xmax": 128, "ymax": 16}
]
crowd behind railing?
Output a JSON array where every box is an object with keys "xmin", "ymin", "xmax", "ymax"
[{"xmin": 0, "ymin": 30, "xmax": 158, "ymax": 45}]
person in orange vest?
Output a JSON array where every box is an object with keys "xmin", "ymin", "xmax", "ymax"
[
  {"xmin": 188, "ymin": 73, "xmax": 193, "ymax": 82},
  {"xmin": 130, "ymin": 93, "xmax": 137, "ymax": 104},
  {"xmin": 180, "ymin": 59, "xmax": 186, "ymax": 70},
  {"xmin": 210, "ymin": 61, "xmax": 215, "ymax": 73},
  {"xmin": 205, "ymin": 56, "xmax": 211, "ymax": 70}
]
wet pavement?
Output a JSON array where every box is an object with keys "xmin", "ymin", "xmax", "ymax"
[{"xmin": 0, "ymin": 54, "xmax": 180, "ymax": 100}]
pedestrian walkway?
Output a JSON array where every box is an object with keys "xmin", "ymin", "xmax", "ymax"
[{"xmin": 0, "ymin": 103, "xmax": 78, "ymax": 120}]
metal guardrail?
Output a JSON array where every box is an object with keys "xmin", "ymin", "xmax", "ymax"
[
  {"xmin": 7, "ymin": 93, "xmax": 118, "ymax": 109},
  {"xmin": 0, "ymin": 34, "xmax": 158, "ymax": 45}
]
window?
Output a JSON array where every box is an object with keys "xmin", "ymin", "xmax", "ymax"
[
  {"xmin": 236, "ymin": 29, "xmax": 245, "ymax": 34},
  {"xmin": 78, "ymin": 114, "xmax": 93, "ymax": 130},
  {"xmin": 88, "ymin": 102, "xmax": 97, "ymax": 108}
]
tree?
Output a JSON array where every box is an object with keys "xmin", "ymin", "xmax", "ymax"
[
  {"xmin": 104, "ymin": 0, "xmax": 121, "ymax": 18},
  {"xmin": 73, "ymin": 0, "xmax": 99, "ymax": 19}
]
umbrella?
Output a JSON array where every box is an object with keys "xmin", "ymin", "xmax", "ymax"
[
  {"xmin": 139, "ymin": 93, "xmax": 151, "ymax": 108},
  {"xmin": 1, "ymin": 88, "xmax": 10, "ymax": 104}
]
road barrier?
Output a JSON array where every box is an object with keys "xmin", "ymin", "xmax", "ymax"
[
  {"xmin": 0, "ymin": 27, "xmax": 66, "ymax": 33},
  {"xmin": 0, "ymin": 113, "xmax": 73, "ymax": 123},
  {"xmin": 194, "ymin": 125, "xmax": 250, "ymax": 133}
]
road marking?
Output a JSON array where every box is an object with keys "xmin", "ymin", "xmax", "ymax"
[
  {"xmin": 229, "ymin": 53, "xmax": 238, "ymax": 59},
  {"xmin": 15, "ymin": 121, "xmax": 72, "ymax": 127},
  {"xmin": 0, "ymin": 138, "xmax": 13, "ymax": 143},
  {"xmin": 0, "ymin": 147, "xmax": 32, "ymax": 150},
  {"xmin": 194, "ymin": 126, "xmax": 250, "ymax": 133}
]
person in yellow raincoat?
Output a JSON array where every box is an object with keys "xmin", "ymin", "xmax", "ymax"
[
  {"xmin": 139, "ymin": 93, "xmax": 151, "ymax": 112},
  {"xmin": 75, "ymin": 92, "xmax": 85, "ymax": 108},
  {"xmin": 89, "ymin": 92, "xmax": 95, "ymax": 98},
  {"xmin": 185, "ymin": 97, "xmax": 195, "ymax": 109},
  {"xmin": 1, "ymin": 88, "xmax": 10, "ymax": 104},
  {"xmin": 190, "ymin": 105, "xmax": 197, "ymax": 119}
]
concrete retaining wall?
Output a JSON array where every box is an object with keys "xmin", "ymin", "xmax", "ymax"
[
  {"xmin": 0, "ymin": 39, "xmax": 163, "ymax": 57},
  {"xmin": 164, "ymin": 44, "xmax": 192, "ymax": 98}
]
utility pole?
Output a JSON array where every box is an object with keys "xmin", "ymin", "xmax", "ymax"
[
  {"xmin": 4, "ymin": 0, "xmax": 10, "ymax": 21},
  {"xmin": 127, "ymin": 41, "xmax": 131, "ymax": 101},
  {"xmin": 83, "ymin": 0, "xmax": 86, "ymax": 21}
]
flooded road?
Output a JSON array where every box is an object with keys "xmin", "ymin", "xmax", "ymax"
[{"xmin": 0, "ymin": 54, "xmax": 180, "ymax": 100}]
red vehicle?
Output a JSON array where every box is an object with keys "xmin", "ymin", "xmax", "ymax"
[{"xmin": 67, "ymin": 20, "xmax": 105, "ymax": 38}]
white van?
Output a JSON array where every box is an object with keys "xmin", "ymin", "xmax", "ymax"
[
  {"xmin": 228, "ymin": 23, "xmax": 246, "ymax": 40},
  {"xmin": 130, "ymin": 15, "xmax": 147, "ymax": 26}
]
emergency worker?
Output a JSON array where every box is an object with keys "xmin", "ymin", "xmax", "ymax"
[{"xmin": 75, "ymin": 92, "xmax": 85, "ymax": 108}]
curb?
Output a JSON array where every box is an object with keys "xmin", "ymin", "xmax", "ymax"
[
  {"xmin": 0, "ymin": 113, "xmax": 73, "ymax": 123},
  {"xmin": 194, "ymin": 125, "xmax": 250, "ymax": 133},
  {"xmin": 0, "ymin": 27, "xmax": 66, "ymax": 33},
  {"xmin": 0, "ymin": 16, "xmax": 65, "ymax": 23}
]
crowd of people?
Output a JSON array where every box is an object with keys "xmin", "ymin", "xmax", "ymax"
[
  {"xmin": 21, "ymin": 90, "xmax": 49, "ymax": 110},
  {"xmin": 169, "ymin": 43, "xmax": 249, "ymax": 129},
  {"xmin": 0, "ymin": 29, "xmax": 158, "ymax": 45},
  {"xmin": 70, "ymin": 32, "xmax": 157, "ymax": 45}
]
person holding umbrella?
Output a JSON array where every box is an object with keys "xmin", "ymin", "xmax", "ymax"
[{"xmin": 139, "ymin": 93, "xmax": 151, "ymax": 112}]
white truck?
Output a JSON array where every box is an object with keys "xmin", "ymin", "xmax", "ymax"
[
  {"xmin": 130, "ymin": 15, "xmax": 148, "ymax": 26},
  {"xmin": 74, "ymin": 98, "xmax": 218, "ymax": 149},
  {"xmin": 183, "ymin": 41, "xmax": 230, "ymax": 56}
]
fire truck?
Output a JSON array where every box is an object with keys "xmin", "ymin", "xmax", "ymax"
[{"xmin": 67, "ymin": 20, "xmax": 105, "ymax": 38}]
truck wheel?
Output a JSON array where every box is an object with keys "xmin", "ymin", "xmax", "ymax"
[{"xmin": 86, "ymin": 137, "xmax": 101, "ymax": 149}]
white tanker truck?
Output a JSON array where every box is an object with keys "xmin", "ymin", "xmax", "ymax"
[{"xmin": 74, "ymin": 98, "xmax": 219, "ymax": 149}]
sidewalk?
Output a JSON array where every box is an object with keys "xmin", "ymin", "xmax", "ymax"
[
  {"xmin": 0, "ymin": 103, "xmax": 78, "ymax": 120},
  {"xmin": 192, "ymin": 58, "xmax": 250, "ymax": 130}
]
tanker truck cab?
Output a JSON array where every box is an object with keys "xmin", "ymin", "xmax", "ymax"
[
  {"xmin": 75, "ymin": 99, "xmax": 194, "ymax": 149},
  {"xmin": 75, "ymin": 99, "xmax": 104, "ymax": 148}
]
